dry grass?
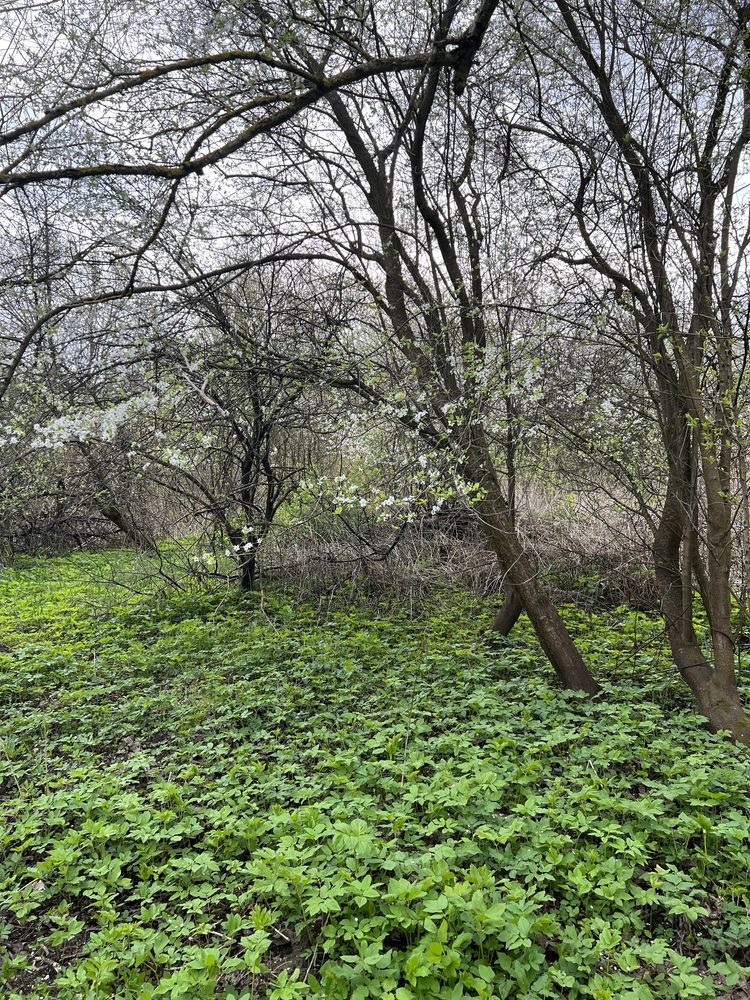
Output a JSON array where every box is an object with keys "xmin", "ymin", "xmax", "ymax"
[{"xmin": 261, "ymin": 486, "xmax": 657, "ymax": 612}]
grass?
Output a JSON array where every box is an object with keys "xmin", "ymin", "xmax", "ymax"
[{"xmin": 1, "ymin": 552, "xmax": 750, "ymax": 999}]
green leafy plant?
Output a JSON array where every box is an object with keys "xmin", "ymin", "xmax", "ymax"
[{"xmin": 1, "ymin": 553, "xmax": 749, "ymax": 997}]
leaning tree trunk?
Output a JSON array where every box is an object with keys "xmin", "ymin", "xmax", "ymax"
[
  {"xmin": 99, "ymin": 503, "xmax": 156, "ymax": 552},
  {"xmin": 490, "ymin": 430, "xmax": 523, "ymax": 636},
  {"xmin": 77, "ymin": 442, "xmax": 156, "ymax": 551},
  {"xmin": 465, "ymin": 442, "xmax": 599, "ymax": 694}
]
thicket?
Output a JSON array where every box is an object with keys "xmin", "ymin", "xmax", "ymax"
[{"xmin": 3, "ymin": 4, "xmax": 750, "ymax": 992}]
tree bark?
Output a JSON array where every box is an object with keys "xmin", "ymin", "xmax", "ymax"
[
  {"xmin": 653, "ymin": 474, "xmax": 750, "ymax": 743},
  {"xmin": 491, "ymin": 579, "xmax": 523, "ymax": 635},
  {"xmin": 238, "ymin": 553, "xmax": 257, "ymax": 590},
  {"xmin": 99, "ymin": 503, "xmax": 156, "ymax": 551},
  {"xmin": 465, "ymin": 441, "xmax": 599, "ymax": 694},
  {"xmin": 77, "ymin": 442, "xmax": 156, "ymax": 551}
]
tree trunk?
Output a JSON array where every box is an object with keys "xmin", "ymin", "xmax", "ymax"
[
  {"xmin": 653, "ymin": 475, "xmax": 750, "ymax": 743},
  {"xmin": 465, "ymin": 442, "xmax": 599, "ymax": 694},
  {"xmin": 238, "ymin": 554, "xmax": 257, "ymax": 590},
  {"xmin": 491, "ymin": 579, "xmax": 523, "ymax": 635},
  {"xmin": 77, "ymin": 442, "xmax": 155, "ymax": 551},
  {"xmin": 691, "ymin": 674, "xmax": 750, "ymax": 743},
  {"xmin": 490, "ymin": 413, "xmax": 523, "ymax": 636},
  {"xmin": 99, "ymin": 504, "xmax": 156, "ymax": 551}
]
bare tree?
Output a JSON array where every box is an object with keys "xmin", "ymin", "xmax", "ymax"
[
  {"xmin": 0, "ymin": 0, "xmax": 501, "ymax": 393},
  {"xmin": 244, "ymin": 12, "xmax": 601, "ymax": 691},
  {"xmin": 502, "ymin": 0, "xmax": 750, "ymax": 738}
]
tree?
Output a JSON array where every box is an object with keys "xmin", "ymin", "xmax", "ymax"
[
  {"xmin": 503, "ymin": 0, "xmax": 750, "ymax": 738},
  {"xmin": 0, "ymin": 0, "xmax": 606, "ymax": 694},
  {"xmin": 145, "ymin": 260, "xmax": 351, "ymax": 588},
  {"xmin": 0, "ymin": 0, "xmax": 499, "ymax": 396},
  {"xmin": 249, "ymin": 10, "xmax": 600, "ymax": 690},
  {"xmin": 12, "ymin": 0, "xmax": 750, "ymax": 743}
]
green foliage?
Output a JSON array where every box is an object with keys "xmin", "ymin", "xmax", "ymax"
[{"xmin": 1, "ymin": 554, "xmax": 749, "ymax": 998}]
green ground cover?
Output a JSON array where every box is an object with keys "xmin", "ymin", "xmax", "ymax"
[{"xmin": 1, "ymin": 554, "xmax": 749, "ymax": 999}]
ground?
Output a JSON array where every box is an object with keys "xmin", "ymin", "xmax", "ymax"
[{"xmin": 1, "ymin": 553, "xmax": 750, "ymax": 999}]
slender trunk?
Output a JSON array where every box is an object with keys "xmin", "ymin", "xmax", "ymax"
[
  {"xmin": 491, "ymin": 579, "xmax": 523, "ymax": 635},
  {"xmin": 465, "ymin": 442, "xmax": 599, "ymax": 694},
  {"xmin": 490, "ymin": 410, "xmax": 523, "ymax": 636},
  {"xmin": 653, "ymin": 476, "xmax": 750, "ymax": 743},
  {"xmin": 77, "ymin": 442, "xmax": 155, "ymax": 551},
  {"xmin": 99, "ymin": 504, "xmax": 156, "ymax": 552},
  {"xmin": 692, "ymin": 544, "xmax": 713, "ymax": 630},
  {"xmin": 737, "ymin": 447, "xmax": 750, "ymax": 685},
  {"xmin": 702, "ymin": 491, "xmax": 748, "ymax": 739},
  {"xmin": 238, "ymin": 554, "xmax": 257, "ymax": 590},
  {"xmin": 739, "ymin": 446, "xmax": 750, "ymax": 626}
]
